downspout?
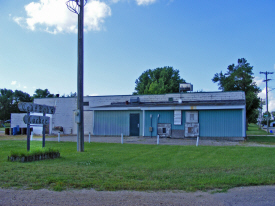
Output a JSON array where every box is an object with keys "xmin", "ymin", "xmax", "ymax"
[
  {"xmin": 150, "ymin": 114, "xmax": 152, "ymax": 138},
  {"xmin": 157, "ymin": 114, "xmax": 160, "ymax": 137}
]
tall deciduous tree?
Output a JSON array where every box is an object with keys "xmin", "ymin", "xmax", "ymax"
[
  {"xmin": 0, "ymin": 89, "xmax": 32, "ymax": 121},
  {"xmin": 212, "ymin": 58, "xmax": 261, "ymax": 124},
  {"xmin": 33, "ymin": 89, "xmax": 54, "ymax": 99},
  {"xmin": 134, "ymin": 66, "xmax": 185, "ymax": 95}
]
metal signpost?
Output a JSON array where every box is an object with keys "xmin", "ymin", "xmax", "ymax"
[
  {"xmin": 18, "ymin": 102, "xmax": 55, "ymax": 151},
  {"xmin": 66, "ymin": 0, "xmax": 87, "ymax": 152}
]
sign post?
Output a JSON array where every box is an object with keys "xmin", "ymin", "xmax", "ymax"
[
  {"xmin": 27, "ymin": 112, "xmax": 30, "ymax": 151},
  {"xmin": 18, "ymin": 102, "xmax": 55, "ymax": 151}
]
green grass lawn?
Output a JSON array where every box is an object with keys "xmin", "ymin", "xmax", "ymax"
[
  {"xmin": 1, "ymin": 140, "xmax": 275, "ymax": 192},
  {"xmin": 0, "ymin": 123, "xmax": 10, "ymax": 131},
  {"xmin": 247, "ymin": 123, "xmax": 272, "ymax": 135},
  {"xmin": 246, "ymin": 136, "xmax": 275, "ymax": 144}
]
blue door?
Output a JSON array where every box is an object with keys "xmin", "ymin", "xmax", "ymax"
[{"xmin": 130, "ymin": 114, "xmax": 139, "ymax": 136}]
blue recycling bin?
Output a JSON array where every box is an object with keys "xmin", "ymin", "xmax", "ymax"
[
  {"xmin": 12, "ymin": 125, "xmax": 20, "ymax": 135},
  {"xmin": 13, "ymin": 127, "xmax": 17, "ymax": 135}
]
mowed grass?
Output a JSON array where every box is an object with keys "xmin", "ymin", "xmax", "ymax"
[
  {"xmin": 246, "ymin": 123, "xmax": 275, "ymax": 143},
  {"xmin": 247, "ymin": 123, "xmax": 271, "ymax": 135},
  {"xmin": 1, "ymin": 140, "xmax": 275, "ymax": 192},
  {"xmin": 0, "ymin": 123, "xmax": 10, "ymax": 131},
  {"xmin": 247, "ymin": 136, "xmax": 275, "ymax": 144}
]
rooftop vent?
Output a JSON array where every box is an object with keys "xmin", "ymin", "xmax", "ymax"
[{"xmin": 130, "ymin": 97, "xmax": 140, "ymax": 104}]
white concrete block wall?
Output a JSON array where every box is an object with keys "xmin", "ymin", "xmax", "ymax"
[
  {"xmin": 11, "ymin": 113, "xmax": 27, "ymax": 128},
  {"xmin": 84, "ymin": 111, "xmax": 93, "ymax": 135},
  {"xmin": 34, "ymin": 98, "xmax": 77, "ymax": 135},
  {"xmin": 31, "ymin": 113, "xmax": 53, "ymax": 135}
]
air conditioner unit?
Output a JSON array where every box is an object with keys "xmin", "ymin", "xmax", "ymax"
[
  {"xmin": 157, "ymin": 123, "xmax": 171, "ymax": 138},
  {"xmin": 185, "ymin": 123, "xmax": 199, "ymax": 137},
  {"xmin": 179, "ymin": 83, "xmax": 193, "ymax": 92}
]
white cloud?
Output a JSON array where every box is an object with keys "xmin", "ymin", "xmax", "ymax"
[
  {"xmin": 258, "ymin": 87, "xmax": 275, "ymax": 112},
  {"xmin": 254, "ymin": 76, "xmax": 264, "ymax": 87},
  {"xmin": 13, "ymin": 0, "xmax": 111, "ymax": 34},
  {"xmin": 136, "ymin": 0, "xmax": 157, "ymax": 5},
  {"xmin": 258, "ymin": 88, "xmax": 266, "ymax": 100},
  {"xmin": 11, "ymin": 81, "xmax": 17, "ymax": 85}
]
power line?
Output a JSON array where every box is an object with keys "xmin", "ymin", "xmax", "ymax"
[{"xmin": 260, "ymin": 71, "xmax": 274, "ymax": 133}]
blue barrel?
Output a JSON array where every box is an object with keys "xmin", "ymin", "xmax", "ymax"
[
  {"xmin": 13, "ymin": 127, "xmax": 17, "ymax": 135},
  {"xmin": 16, "ymin": 125, "xmax": 20, "ymax": 135}
]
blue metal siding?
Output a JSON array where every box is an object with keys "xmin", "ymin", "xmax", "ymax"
[
  {"xmin": 144, "ymin": 111, "xmax": 185, "ymax": 136},
  {"xmin": 199, "ymin": 110, "xmax": 243, "ymax": 137},
  {"xmin": 94, "ymin": 111, "xmax": 143, "ymax": 136}
]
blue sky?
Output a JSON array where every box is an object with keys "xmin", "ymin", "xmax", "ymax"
[{"xmin": 1, "ymin": 0, "xmax": 275, "ymax": 110}]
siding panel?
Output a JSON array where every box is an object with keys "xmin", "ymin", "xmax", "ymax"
[
  {"xmin": 144, "ymin": 111, "xmax": 185, "ymax": 136},
  {"xmin": 199, "ymin": 110, "xmax": 242, "ymax": 137},
  {"xmin": 94, "ymin": 111, "xmax": 142, "ymax": 136}
]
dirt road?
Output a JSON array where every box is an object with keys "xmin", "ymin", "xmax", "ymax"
[{"xmin": 1, "ymin": 185, "xmax": 275, "ymax": 206}]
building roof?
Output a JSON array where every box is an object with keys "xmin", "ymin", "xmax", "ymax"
[
  {"xmin": 99, "ymin": 100, "xmax": 245, "ymax": 108},
  {"xmin": 90, "ymin": 99, "xmax": 246, "ymax": 111}
]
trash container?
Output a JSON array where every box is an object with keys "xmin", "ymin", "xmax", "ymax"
[
  {"xmin": 13, "ymin": 127, "xmax": 17, "ymax": 135},
  {"xmin": 22, "ymin": 128, "xmax": 27, "ymax": 135},
  {"xmin": 5, "ymin": 128, "xmax": 9, "ymax": 135}
]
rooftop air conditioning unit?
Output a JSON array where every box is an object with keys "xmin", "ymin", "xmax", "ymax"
[{"xmin": 179, "ymin": 83, "xmax": 193, "ymax": 92}]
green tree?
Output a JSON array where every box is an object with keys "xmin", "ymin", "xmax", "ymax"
[
  {"xmin": 212, "ymin": 58, "xmax": 261, "ymax": 124},
  {"xmin": 33, "ymin": 89, "xmax": 54, "ymax": 99},
  {"xmin": 0, "ymin": 89, "xmax": 14, "ymax": 121},
  {"xmin": 134, "ymin": 66, "xmax": 185, "ymax": 95},
  {"xmin": 61, "ymin": 92, "xmax": 77, "ymax": 98},
  {"xmin": 261, "ymin": 111, "xmax": 272, "ymax": 125},
  {"xmin": 14, "ymin": 90, "xmax": 32, "ymax": 103},
  {"xmin": 0, "ymin": 89, "xmax": 32, "ymax": 121}
]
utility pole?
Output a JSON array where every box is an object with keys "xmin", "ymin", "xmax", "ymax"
[
  {"xmin": 67, "ymin": 0, "xmax": 86, "ymax": 151},
  {"xmin": 260, "ymin": 98, "xmax": 262, "ymax": 130},
  {"xmin": 260, "ymin": 71, "xmax": 273, "ymax": 133}
]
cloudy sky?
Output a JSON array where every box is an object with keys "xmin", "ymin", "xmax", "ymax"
[{"xmin": 1, "ymin": 0, "xmax": 275, "ymax": 111}]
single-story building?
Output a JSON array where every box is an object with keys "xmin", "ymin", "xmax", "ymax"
[{"xmin": 12, "ymin": 91, "xmax": 246, "ymax": 140}]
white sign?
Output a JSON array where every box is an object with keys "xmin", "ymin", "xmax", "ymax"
[
  {"xmin": 174, "ymin": 110, "xmax": 182, "ymax": 125},
  {"xmin": 23, "ymin": 115, "xmax": 50, "ymax": 125},
  {"xmin": 18, "ymin": 102, "xmax": 55, "ymax": 114}
]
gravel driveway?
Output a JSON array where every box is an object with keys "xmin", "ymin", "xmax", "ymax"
[{"xmin": 1, "ymin": 186, "xmax": 275, "ymax": 206}]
